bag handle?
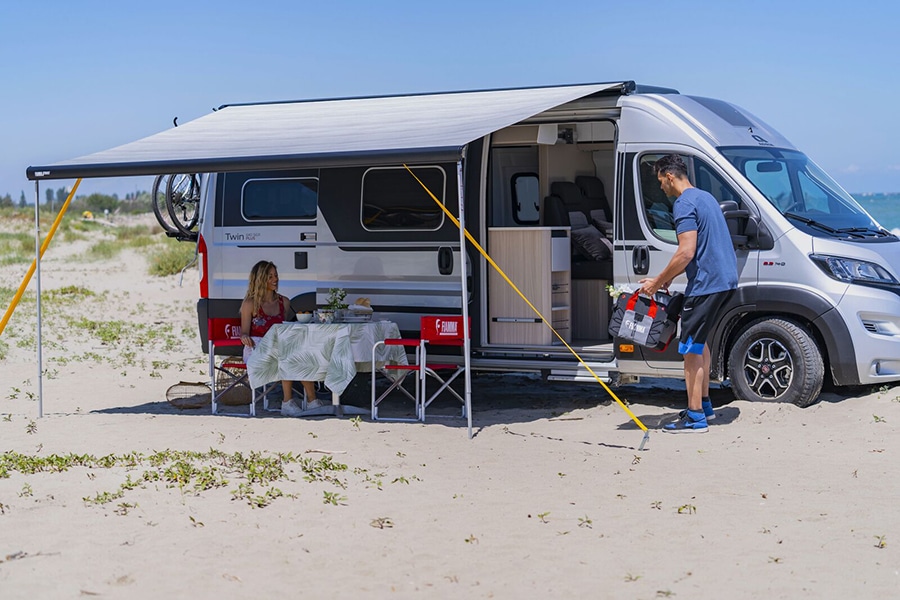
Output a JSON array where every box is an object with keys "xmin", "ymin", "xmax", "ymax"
[{"xmin": 626, "ymin": 291, "xmax": 657, "ymax": 319}]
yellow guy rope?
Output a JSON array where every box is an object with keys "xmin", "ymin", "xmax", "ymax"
[
  {"xmin": 0, "ymin": 179, "xmax": 82, "ymax": 337},
  {"xmin": 403, "ymin": 165, "xmax": 650, "ymax": 445}
]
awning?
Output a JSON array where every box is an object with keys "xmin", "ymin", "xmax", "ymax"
[{"xmin": 27, "ymin": 82, "xmax": 626, "ymax": 180}]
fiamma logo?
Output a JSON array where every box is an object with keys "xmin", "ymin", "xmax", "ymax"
[
  {"xmin": 434, "ymin": 318, "xmax": 458, "ymax": 336},
  {"xmin": 625, "ymin": 320, "xmax": 648, "ymax": 335},
  {"xmin": 224, "ymin": 324, "xmax": 242, "ymax": 339}
]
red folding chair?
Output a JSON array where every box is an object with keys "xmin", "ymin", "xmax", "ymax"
[
  {"xmin": 207, "ymin": 317, "xmax": 273, "ymax": 416},
  {"xmin": 418, "ymin": 316, "xmax": 467, "ymax": 421},
  {"xmin": 371, "ymin": 316, "xmax": 468, "ymax": 422}
]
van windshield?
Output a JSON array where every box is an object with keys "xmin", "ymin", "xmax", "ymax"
[{"xmin": 721, "ymin": 147, "xmax": 891, "ymax": 240}]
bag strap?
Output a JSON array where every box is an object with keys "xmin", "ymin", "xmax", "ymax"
[{"xmin": 627, "ymin": 291, "xmax": 657, "ymax": 318}]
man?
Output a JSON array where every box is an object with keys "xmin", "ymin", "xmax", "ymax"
[{"xmin": 639, "ymin": 155, "xmax": 738, "ymax": 433}]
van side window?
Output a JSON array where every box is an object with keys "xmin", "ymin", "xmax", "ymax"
[
  {"xmin": 638, "ymin": 154, "xmax": 743, "ymax": 243},
  {"xmin": 512, "ymin": 173, "xmax": 540, "ymax": 224},
  {"xmin": 638, "ymin": 154, "xmax": 678, "ymax": 242},
  {"xmin": 361, "ymin": 166, "xmax": 445, "ymax": 231},
  {"xmin": 694, "ymin": 160, "xmax": 740, "ymax": 205},
  {"xmin": 242, "ymin": 178, "xmax": 318, "ymax": 220}
]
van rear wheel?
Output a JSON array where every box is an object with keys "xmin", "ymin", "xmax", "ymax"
[{"xmin": 727, "ymin": 318, "xmax": 824, "ymax": 407}]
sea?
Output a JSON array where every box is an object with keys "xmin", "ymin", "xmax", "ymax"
[{"xmin": 853, "ymin": 193, "xmax": 900, "ymax": 234}]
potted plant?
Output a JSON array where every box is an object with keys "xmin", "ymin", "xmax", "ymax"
[{"xmin": 318, "ymin": 288, "xmax": 348, "ymax": 323}]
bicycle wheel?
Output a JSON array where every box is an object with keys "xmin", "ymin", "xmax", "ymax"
[
  {"xmin": 166, "ymin": 174, "xmax": 201, "ymax": 236},
  {"xmin": 151, "ymin": 174, "xmax": 179, "ymax": 234}
]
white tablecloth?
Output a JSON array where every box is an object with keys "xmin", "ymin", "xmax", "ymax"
[{"xmin": 246, "ymin": 321, "xmax": 407, "ymax": 396}]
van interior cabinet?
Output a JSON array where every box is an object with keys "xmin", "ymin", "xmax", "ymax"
[
  {"xmin": 571, "ymin": 279, "xmax": 610, "ymax": 342},
  {"xmin": 488, "ymin": 227, "xmax": 570, "ymax": 345}
]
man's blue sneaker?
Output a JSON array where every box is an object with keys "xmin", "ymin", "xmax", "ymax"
[
  {"xmin": 678, "ymin": 400, "xmax": 715, "ymax": 421},
  {"xmin": 664, "ymin": 410, "xmax": 708, "ymax": 433}
]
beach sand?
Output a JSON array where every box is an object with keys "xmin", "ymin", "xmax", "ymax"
[{"xmin": 1, "ymin": 215, "xmax": 898, "ymax": 599}]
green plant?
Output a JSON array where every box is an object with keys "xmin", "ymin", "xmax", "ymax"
[
  {"xmin": 324, "ymin": 288, "xmax": 348, "ymax": 311},
  {"xmin": 148, "ymin": 237, "xmax": 196, "ymax": 277},
  {"xmin": 370, "ymin": 517, "xmax": 394, "ymax": 529}
]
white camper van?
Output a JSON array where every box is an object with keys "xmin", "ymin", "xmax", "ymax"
[{"xmin": 32, "ymin": 81, "xmax": 900, "ymax": 407}]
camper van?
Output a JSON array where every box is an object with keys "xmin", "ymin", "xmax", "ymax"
[{"xmin": 137, "ymin": 82, "xmax": 900, "ymax": 407}]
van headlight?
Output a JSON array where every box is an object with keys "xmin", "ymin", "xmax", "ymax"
[{"xmin": 809, "ymin": 254, "xmax": 899, "ymax": 286}]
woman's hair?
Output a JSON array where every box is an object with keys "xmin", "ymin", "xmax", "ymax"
[{"xmin": 245, "ymin": 260, "xmax": 277, "ymax": 314}]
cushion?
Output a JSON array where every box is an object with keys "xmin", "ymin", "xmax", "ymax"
[
  {"xmin": 571, "ymin": 225, "xmax": 613, "ymax": 261},
  {"xmin": 590, "ymin": 208, "xmax": 610, "ymax": 223},
  {"xmin": 568, "ymin": 211, "xmax": 589, "ymax": 230}
]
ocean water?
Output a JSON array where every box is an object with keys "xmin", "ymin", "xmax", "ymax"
[{"xmin": 853, "ymin": 194, "xmax": 900, "ymax": 233}]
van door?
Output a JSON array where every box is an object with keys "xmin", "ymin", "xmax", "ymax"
[
  {"xmin": 214, "ymin": 170, "xmax": 320, "ymax": 302},
  {"xmin": 617, "ymin": 147, "xmax": 755, "ymax": 370}
]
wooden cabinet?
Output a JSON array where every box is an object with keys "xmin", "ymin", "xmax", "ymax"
[{"xmin": 488, "ymin": 227, "xmax": 571, "ymax": 345}]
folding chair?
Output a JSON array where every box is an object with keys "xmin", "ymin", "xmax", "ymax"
[
  {"xmin": 418, "ymin": 316, "xmax": 467, "ymax": 421},
  {"xmin": 371, "ymin": 336, "xmax": 423, "ymax": 422},
  {"xmin": 207, "ymin": 317, "xmax": 273, "ymax": 416},
  {"xmin": 371, "ymin": 316, "xmax": 468, "ymax": 422}
]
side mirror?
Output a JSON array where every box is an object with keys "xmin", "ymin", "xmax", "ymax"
[{"xmin": 719, "ymin": 200, "xmax": 749, "ymax": 248}]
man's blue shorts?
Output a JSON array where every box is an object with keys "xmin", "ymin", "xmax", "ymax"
[{"xmin": 678, "ymin": 290, "xmax": 732, "ymax": 355}]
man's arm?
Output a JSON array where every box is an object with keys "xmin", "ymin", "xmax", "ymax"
[{"xmin": 638, "ymin": 229, "xmax": 697, "ymax": 296}]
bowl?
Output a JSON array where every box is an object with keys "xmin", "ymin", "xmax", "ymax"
[{"xmin": 295, "ymin": 312, "xmax": 313, "ymax": 324}]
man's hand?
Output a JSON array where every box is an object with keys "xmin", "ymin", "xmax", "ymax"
[{"xmin": 638, "ymin": 277, "xmax": 670, "ymax": 297}]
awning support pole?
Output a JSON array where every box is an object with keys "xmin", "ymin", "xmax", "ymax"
[
  {"xmin": 34, "ymin": 181, "xmax": 43, "ymax": 419},
  {"xmin": 457, "ymin": 160, "xmax": 472, "ymax": 439}
]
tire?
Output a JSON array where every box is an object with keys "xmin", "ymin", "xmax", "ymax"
[
  {"xmin": 166, "ymin": 173, "xmax": 201, "ymax": 236},
  {"xmin": 727, "ymin": 318, "xmax": 824, "ymax": 407},
  {"xmin": 151, "ymin": 175, "xmax": 179, "ymax": 233}
]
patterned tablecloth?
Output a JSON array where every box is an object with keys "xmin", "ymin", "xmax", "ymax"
[{"xmin": 246, "ymin": 321, "xmax": 407, "ymax": 396}]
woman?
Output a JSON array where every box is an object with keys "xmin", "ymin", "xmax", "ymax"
[{"xmin": 240, "ymin": 260, "xmax": 321, "ymax": 416}]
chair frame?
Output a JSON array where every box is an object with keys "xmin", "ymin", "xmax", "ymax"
[
  {"xmin": 207, "ymin": 317, "xmax": 273, "ymax": 416},
  {"xmin": 370, "ymin": 316, "xmax": 468, "ymax": 422}
]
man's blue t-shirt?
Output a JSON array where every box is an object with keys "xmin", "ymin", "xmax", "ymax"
[{"xmin": 674, "ymin": 187, "xmax": 738, "ymax": 297}]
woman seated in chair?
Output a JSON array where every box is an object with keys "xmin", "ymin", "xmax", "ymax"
[{"xmin": 239, "ymin": 260, "xmax": 321, "ymax": 416}]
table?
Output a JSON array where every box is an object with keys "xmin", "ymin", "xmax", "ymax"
[{"xmin": 246, "ymin": 321, "xmax": 407, "ymax": 416}]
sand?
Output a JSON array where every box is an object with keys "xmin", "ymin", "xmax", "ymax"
[{"xmin": 1, "ymin": 214, "xmax": 898, "ymax": 599}]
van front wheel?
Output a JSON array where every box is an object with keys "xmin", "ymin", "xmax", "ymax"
[{"xmin": 727, "ymin": 318, "xmax": 824, "ymax": 407}]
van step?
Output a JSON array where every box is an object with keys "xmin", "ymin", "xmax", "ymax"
[{"xmin": 546, "ymin": 374, "xmax": 612, "ymax": 383}]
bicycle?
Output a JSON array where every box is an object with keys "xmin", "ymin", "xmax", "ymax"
[{"xmin": 151, "ymin": 173, "xmax": 201, "ymax": 238}]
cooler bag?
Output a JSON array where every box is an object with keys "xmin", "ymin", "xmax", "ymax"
[{"xmin": 608, "ymin": 291, "xmax": 683, "ymax": 351}]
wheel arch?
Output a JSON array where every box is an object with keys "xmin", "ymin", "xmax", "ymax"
[{"xmin": 709, "ymin": 285, "xmax": 859, "ymax": 387}]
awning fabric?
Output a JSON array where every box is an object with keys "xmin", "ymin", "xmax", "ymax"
[{"xmin": 27, "ymin": 82, "xmax": 625, "ymax": 180}]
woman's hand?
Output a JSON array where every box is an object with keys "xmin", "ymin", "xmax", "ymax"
[{"xmin": 241, "ymin": 333, "xmax": 254, "ymax": 349}]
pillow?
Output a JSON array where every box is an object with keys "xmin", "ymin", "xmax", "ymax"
[
  {"xmin": 568, "ymin": 211, "xmax": 589, "ymax": 230},
  {"xmin": 571, "ymin": 225, "xmax": 613, "ymax": 261}
]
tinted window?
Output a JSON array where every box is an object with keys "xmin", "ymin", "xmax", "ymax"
[
  {"xmin": 362, "ymin": 166, "xmax": 445, "ymax": 230},
  {"xmin": 242, "ymin": 178, "xmax": 318, "ymax": 220},
  {"xmin": 638, "ymin": 153, "xmax": 743, "ymax": 243}
]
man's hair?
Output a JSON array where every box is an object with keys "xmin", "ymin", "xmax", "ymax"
[{"xmin": 654, "ymin": 154, "xmax": 689, "ymax": 179}]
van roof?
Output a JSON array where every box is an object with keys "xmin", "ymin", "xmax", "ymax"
[{"xmin": 28, "ymin": 81, "xmax": 663, "ymax": 181}]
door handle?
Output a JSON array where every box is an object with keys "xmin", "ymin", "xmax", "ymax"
[
  {"xmin": 632, "ymin": 246, "xmax": 649, "ymax": 275},
  {"xmin": 438, "ymin": 247, "xmax": 453, "ymax": 275}
]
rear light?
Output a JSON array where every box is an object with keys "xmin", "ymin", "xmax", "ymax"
[{"xmin": 198, "ymin": 234, "xmax": 208, "ymax": 298}]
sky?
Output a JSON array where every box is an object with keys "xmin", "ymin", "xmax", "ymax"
[{"xmin": 2, "ymin": 0, "xmax": 899, "ymax": 201}]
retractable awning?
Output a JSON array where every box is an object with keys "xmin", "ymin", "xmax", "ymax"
[{"xmin": 27, "ymin": 82, "xmax": 626, "ymax": 180}]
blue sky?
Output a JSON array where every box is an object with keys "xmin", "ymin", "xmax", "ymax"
[{"xmin": 2, "ymin": 0, "xmax": 899, "ymax": 200}]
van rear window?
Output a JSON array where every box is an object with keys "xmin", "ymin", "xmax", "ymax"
[
  {"xmin": 361, "ymin": 166, "xmax": 445, "ymax": 230},
  {"xmin": 242, "ymin": 178, "xmax": 318, "ymax": 220}
]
